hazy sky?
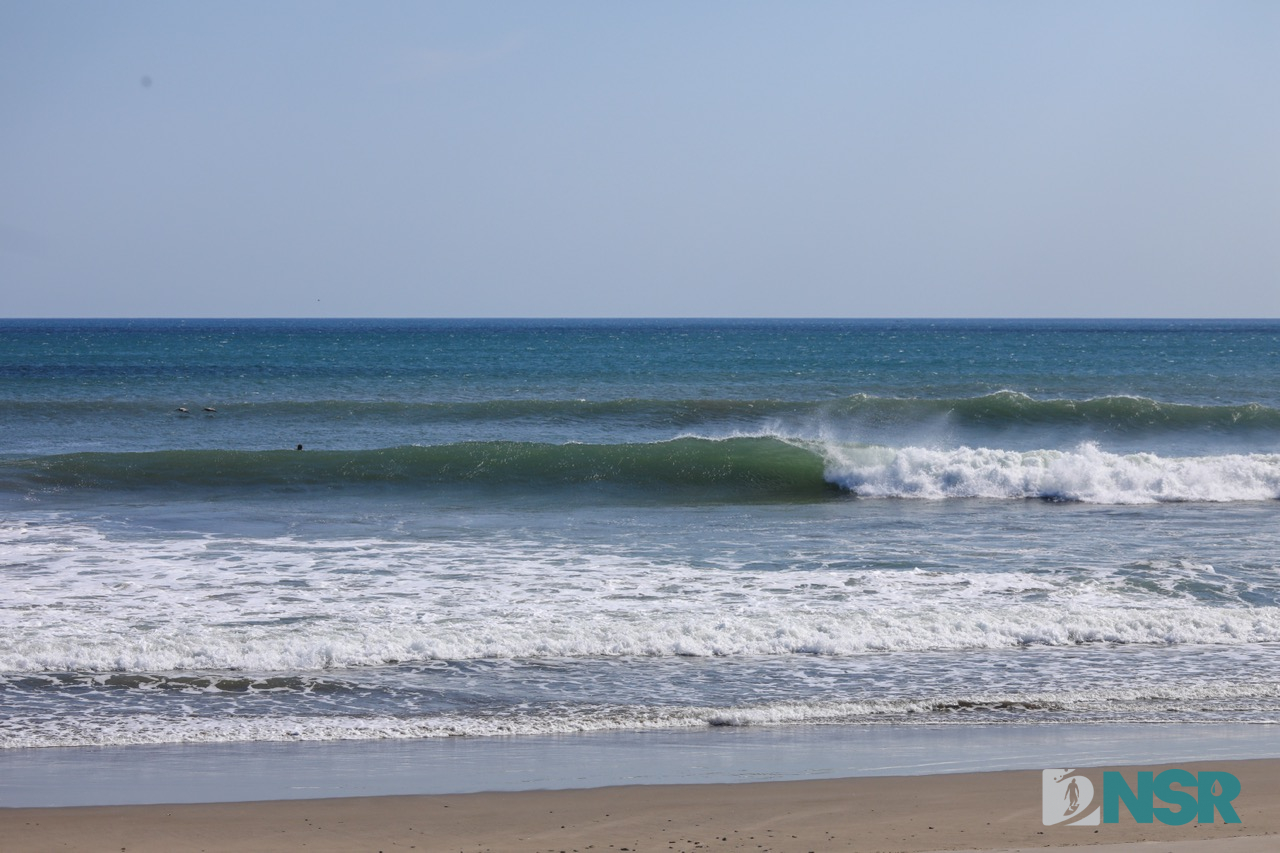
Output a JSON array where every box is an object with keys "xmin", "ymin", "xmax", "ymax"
[{"xmin": 3, "ymin": 1, "xmax": 1278, "ymax": 317}]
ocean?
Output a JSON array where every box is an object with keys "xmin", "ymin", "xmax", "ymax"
[{"xmin": 3, "ymin": 319, "xmax": 1279, "ymax": 752}]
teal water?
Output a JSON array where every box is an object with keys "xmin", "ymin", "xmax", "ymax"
[{"xmin": 2, "ymin": 319, "xmax": 1279, "ymax": 749}]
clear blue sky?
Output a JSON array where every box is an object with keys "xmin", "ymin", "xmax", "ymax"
[{"xmin": 3, "ymin": 1, "xmax": 1278, "ymax": 317}]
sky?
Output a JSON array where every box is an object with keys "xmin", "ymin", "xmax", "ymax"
[{"xmin": 2, "ymin": 1, "xmax": 1278, "ymax": 318}]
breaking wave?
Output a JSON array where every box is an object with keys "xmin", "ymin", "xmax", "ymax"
[
  {"xmin": 823, "ymin": 442, "xmax": 1280, "ymax": 503},
  {"xmin": 7, "ymin": 437, "xmax": 1280, "ymax": 504}
]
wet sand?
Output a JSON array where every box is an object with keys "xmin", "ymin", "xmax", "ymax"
[{"xmin": 3, "ymin": 758, "xmax": 1277, "ymax": 852}]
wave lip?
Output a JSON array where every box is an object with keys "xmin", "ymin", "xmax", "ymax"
[{"xmin": 822, "ymin": 442, "xmax": 1280, "ymax": 504}]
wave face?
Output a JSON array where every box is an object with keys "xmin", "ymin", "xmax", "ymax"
[
  {"xmin": 8, "ymin": 437, "xmax": 1280, "ymax": 505},
  {"xmin": 6, "ymin": 437, "xmax": 832, "ymax": 500}
]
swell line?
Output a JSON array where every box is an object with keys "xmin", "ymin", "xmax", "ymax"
[
  {"xmin": 5, "ymin": 437, "xmax": 1280, "ymax": 504},
  {"xmin": 4, "ymin": 437, "xmax": 834, "ymax": 499},
  {"xmin": 6, "ymin": 392, "xmax": 1280, "ymax": 431}
]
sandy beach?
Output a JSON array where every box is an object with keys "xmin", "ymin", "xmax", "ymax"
[{"xmin": 3, "ymin": 758, "xmax": 1276, "ymax": 852}]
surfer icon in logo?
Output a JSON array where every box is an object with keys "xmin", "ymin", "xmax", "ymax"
[
  {"xmin": 1064, "ymin": 775, "xmax": 1081, "ymax": 816},
  {"xmin": 1043, "ymin": 769, "xmax": 1100, "ymax": 826}
]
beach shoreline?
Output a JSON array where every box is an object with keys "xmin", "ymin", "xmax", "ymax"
[
  {"xmin": 8, "ymin": 721, "xmax": 1280, "ymax": 808},
  {"xmin": 4, "ymin": 758, "xmax": 1277, "ymax": 853}
]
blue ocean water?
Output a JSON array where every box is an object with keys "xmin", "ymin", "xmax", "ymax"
[{"xmin": 2, "ymin": 319, "xmax": 1279, "ymax": 749}]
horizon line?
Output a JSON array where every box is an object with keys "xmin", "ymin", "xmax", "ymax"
[{"xmin": 4, "ymin": 316, "xmax": 1279, "ymax": 323}]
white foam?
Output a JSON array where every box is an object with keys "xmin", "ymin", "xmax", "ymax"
[
  {"xmin": 6, "ymin": 679, "xmax": 1280, "ymax": 749},
  {"xmin": 819, "ymin": 442, "xmax": 1280, "ymax": 503},
  {"xmin": 1, "ymin": 519, "xmax": 1276, "ymax": 672}
]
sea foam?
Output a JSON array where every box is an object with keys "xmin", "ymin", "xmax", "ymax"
[
  {"xmin": 7, "ymin": 679, "xmax": 1280, "ymax": 749},
  {"xmin": 2, "ymin": 518, "xmax": 1275, "ymax": 673},
  {"xmin": 820, "ymin": 442, "xmax": 1280, "ymax": 503}
]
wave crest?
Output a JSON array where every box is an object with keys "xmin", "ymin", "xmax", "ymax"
[{"xmin": 822, "ymin": 442, "xmax": 1280, "ymax": 504}]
